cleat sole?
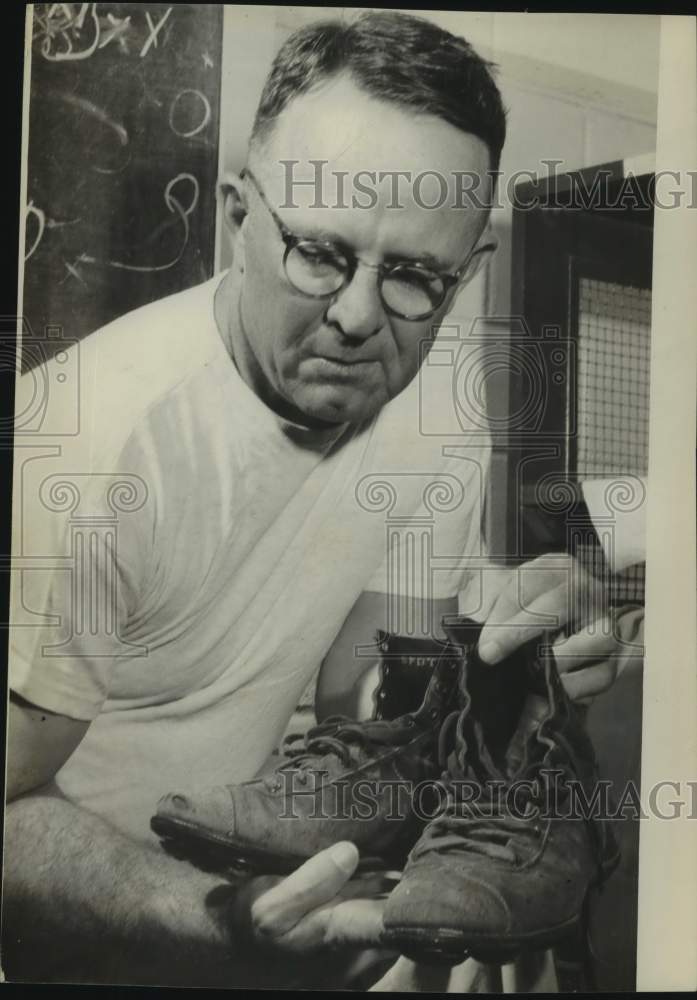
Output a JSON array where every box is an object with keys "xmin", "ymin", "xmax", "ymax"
[
  {"xmin": 151, "ymin": 813, "xmax": 395, "ymax": 878},
  {"xmin": 382, "ymin": 915, "xmax": 581, "ymax": 967}
]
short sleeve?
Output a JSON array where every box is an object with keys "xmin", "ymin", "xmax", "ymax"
[
  {"xmin": 581, "ymin": 477, "xmax": 647, "ymax": 573},
  {"xmin": 9, "ymin": 371, "xmax": 148, "ymax": 721},
  {"xmin": 365, "ymin": 443, "xmax": 490, "ymax": 601}
]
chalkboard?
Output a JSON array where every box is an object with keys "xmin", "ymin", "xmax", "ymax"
[{"xmin": 23, "ymin": 3, "xmax": 223, "ymax": 365}]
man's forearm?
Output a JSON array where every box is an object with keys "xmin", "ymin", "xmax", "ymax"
[{"xmin": 2, "ymin": 790, "xmax": 251, "ymax": 986}]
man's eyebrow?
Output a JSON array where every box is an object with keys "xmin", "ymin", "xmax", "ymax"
[
  {"xmin": 287, "ymin": 220, "xmax": 348, "ymax": 245},
  {"xmin": 382, "ymin": 249, "xmax": 451, "ymax": 271},
  {"xmin": 284, "ymin": 219, "xmax": 453, "ymax": 271}
]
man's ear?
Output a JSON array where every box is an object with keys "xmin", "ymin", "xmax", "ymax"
[
  {"xmin": 475, "ymin": 224, "xmax": 499, "ymax": 257},
  {"xmin": 441, "ymin": 227, "xmax": 498, "ymax": 318},
  {"xmin": 219, "ymin": 170, "xmax": 248, "ymax": 242},
  {"xmin": 467, "ymin": 227, "xmax": 499, "ymax": 282}
]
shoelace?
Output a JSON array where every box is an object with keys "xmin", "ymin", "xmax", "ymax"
[
  {"xmin": 414, "ymin": 803, "xmax": 543, "ymax": 863},
  {"xmin": 276, "ymin": 715, "xmax": 420, "ymax": 776},
  {"xmin": 537, "ymin": 719, "xmax": 611, "ymax": 880},
  {"xmin": 412, "ymin": 754, "xmax": 572, "ymax": 865},
  {"xmin": 415, "ymin": 697, "xmax": 604, "ymax": 868}
]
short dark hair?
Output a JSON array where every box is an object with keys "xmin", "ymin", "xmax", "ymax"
[{"xmin": 251, "ymin": 11, "xmax": 507, "ymax": 174}]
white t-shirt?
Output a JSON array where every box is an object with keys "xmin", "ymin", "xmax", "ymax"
[{"xmin": 10, "ymin": 273, "xmax": 489, "ymax": 842}]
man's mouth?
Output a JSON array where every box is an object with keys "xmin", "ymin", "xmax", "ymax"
[
  {"xmin": 318, "ymin": 354, "xmax": 376, "ymax": 365},
  {"xmin": 306, "ymin": 355, "xmax": 378, "ymax": 378}
]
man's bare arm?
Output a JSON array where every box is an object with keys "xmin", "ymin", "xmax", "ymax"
[
  {"xmin": 3, "ymin": 698, "xmax": 386, "ymax": 987},
  {"xmin": 3, "ymin": 696, "xmax": 247, "ymax": 985},
  {"xmin": 2, "ymin": 791, "xmax": 249, "ymax": 984},
  {"xmin": 6, "ymin": 693, "xmax": 89, "ymax": 799}
]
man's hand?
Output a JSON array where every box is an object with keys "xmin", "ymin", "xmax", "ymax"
[
  {"xmin": 233, "ymin": 842, "xmax": 387, "ymax": 954},
  {"xmin": 549, "ymin": 606, "xmax": 644, "ymax": 700},
  {"xmin": 475, "ymin": 554, "xmax": 642, "ymax": 700}
]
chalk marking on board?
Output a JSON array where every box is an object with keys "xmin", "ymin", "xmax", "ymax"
[
  {"xmin": 38, "ymin": 3, "xmax": 90, "ymax": 38},
  {"xmin": 128, "ymin": 71, "xmax": 164, "ymax": 111},
  {"xmin": 98, "ymin": 13, "xmax": 132, "ymax": 52},
  {"xmin": 41, "ymin": 2, "xmax": 100, "ymax": 62},
  {"xmin": 61, "ymin": 259, "xmax": 88, "ymax": 288},
  {"xmin": 59, "ymin": 92, "xmax": 129, "ymax": 148},
  {"xmin": 164, "ymin": 173, "xmax": 200, "ymax": 217},
  {"xmin": 169, "ymin": 90, "xmax": 211, "ymax": 139},
  {"xmin": 37, "ymin": 4, "xmax": 129, "ymax": 58},
  {"xmin": 140, "ymin": 7, "xmax": 172, "ymax": 58},
  {"xmin": 32, "ymin": 8, "xmax": 60, "ymax": 47},
  {"xmin": 32, "ymin": 10, "xmax": 48, "ymax": 35},
  {"xmin": 47, "ymin": 3, "xmax": 73, "ymax": 26},
  {"xmin": 78, "ymin": 173, "xmax": 199, "ymax": 273},
  {"xmin": 38, "ymin": 3, "xmax": 88, "ymax": 35},
  {"xmin": 24, "ymin": 201, "xmax": 46, "ymax": 262},
  {"xmin": 93, "ymin": 158, "xmax": 131, "ymax": 177},
  {"xmin": 74, "ymin": 3, "xmax": 89, "ymax": 30},
  {"xmin": 141, "ymin": 88, "xmax": 163, "ymax": 110},
  {"xmin": 46, "ymin": 216, "xmax": 81, "ymax": 229},
  {"xmin": 202, "ymin": 51, "xmax": 214, "ymax": 69}
]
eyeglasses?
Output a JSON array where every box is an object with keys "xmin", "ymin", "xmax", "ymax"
[{"xmin": 241, "ymin": 168, "xmax": 496, "ymax": 322}]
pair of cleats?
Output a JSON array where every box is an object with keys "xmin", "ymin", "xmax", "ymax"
[{"xmin": 151, "ymin": 618, "xmax": 619, "ymax": 966}]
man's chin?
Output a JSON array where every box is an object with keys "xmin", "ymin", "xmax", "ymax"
[{"xmin": 293, "ymin": 385, "xmax": 387, "ymax": 427}]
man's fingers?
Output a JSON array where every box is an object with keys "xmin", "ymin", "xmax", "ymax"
[
  {"xmin": 479, "ymin": 575, "xmax": 607, "ymax": 665},
  {"xmin": 552, "ymin": 623, "xmax": 620, "ymax": 673},
  {"xmin": 369, "ymin": 956, "xmax": 419, "ymax": 992},
  {"xmin": 478, "ymin": 581, "xmax": 570, "ymax": 663},
  {"xmin": 560, "ymin": 660, "xmax": 618, "ymax": 700},
  {"xmin": 480, "ymin": 554, "xmax": 591, "ymax": 628},
  {"xmin": 275, "ymin": 897, "xmax": 386, "ymax": 952},
  {"xmin": 250, "ymin": 841, "xmax": 359, "ymax": 939}
]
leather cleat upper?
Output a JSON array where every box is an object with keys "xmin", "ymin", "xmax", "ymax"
[
  {"xmin": 383, "ymin": 633, "xmax": 620, "ymax": 965},
  {"xmin": 373, "ymin": 630, "xmax": 459, "ymax": 720},
  {"xmin": 151, "ymin": 632, "xmax": 465, "ymax": 875}
]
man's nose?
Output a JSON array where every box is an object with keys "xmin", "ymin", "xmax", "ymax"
[{"xmin": 324, "ymin": 264, "xmax": 384, "ymax": 339}]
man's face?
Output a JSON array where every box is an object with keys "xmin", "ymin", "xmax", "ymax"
[{"xmin": 231, "ymin": 74, "xmax": 492, "ymax": 426}]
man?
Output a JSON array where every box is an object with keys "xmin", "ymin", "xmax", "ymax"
[{"xmin": 4, "ymin": 11, "xmax": 630, "ymax": 987}]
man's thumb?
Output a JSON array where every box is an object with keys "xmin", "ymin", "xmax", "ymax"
[{"xmin": 250, "ymin": 842, "xmax": 360, "ymax": 937}]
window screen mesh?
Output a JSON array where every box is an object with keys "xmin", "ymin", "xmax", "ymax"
[
  {"xmin": 577, "ymin": 278, "xmax": 651, "ymax": 478},
  {"xmin": 576, "ymin": 277, "xmax": 651, "ymax": 604}
]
